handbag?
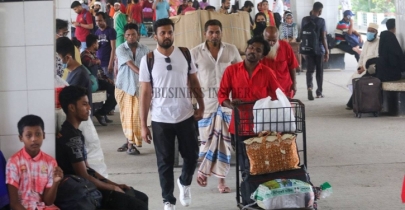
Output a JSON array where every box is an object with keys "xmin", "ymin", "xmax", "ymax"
[
  {"xmin": 55, "ymin": 175, "xmax": 102, "ymax": 210},
  {"xmin": 84, "ymin": 66, "xmax": 99, "ymax": 93},
  {"xmin": 244, "ymin": 131, "xmax": 300, "ymax": 175}
]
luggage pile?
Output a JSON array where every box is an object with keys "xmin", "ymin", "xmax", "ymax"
[{"xmin": 233, "ymin": 94, "xmax": 331, "ymax": 210}]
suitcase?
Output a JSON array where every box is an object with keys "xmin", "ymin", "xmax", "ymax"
[{"xmin": 352, "ymin": 76, "xmax": 382, "ymax": 118}]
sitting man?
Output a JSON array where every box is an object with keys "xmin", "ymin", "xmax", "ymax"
[
  {"xmin": 376, "ymin": 19, "xmax": 405, "ymax": 82},
  {"xmin": 57, "ymin": 85, "xmax": 148, "ymax": 210},
  {"xmin": 346, "ymin": 23, "xmax": 380, "ymax": 110},
  {"xmin": 335, "ymin": 10, "xmax": 362, "ymax": 61},
  {"xmin": 6, "ymin": 115, "xmax": 63, "ymax": 210},
  {"xmin": 81, "ymin": 34, "xmax": 117, "ymax": 126}
]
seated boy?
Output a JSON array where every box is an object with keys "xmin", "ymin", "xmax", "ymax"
[
  {"xmin": 6, "ymin": 115, "xmax": 63, "ymax": 210},
  {"xmin": 56, "ymin": 85, "xmax": 148, "ymax": 210}
]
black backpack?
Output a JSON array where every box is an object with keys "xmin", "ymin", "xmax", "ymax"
[
  {"xmin": 55, "ymin": 175, "xmax": 102, "ymax": 210},
  {"xmin": 299, "ymin": 17, "xmax": 321, "ymax": 55},
  {"xmin": 146, "ymin": 47, "xmax": 192, "ymax": 93}
]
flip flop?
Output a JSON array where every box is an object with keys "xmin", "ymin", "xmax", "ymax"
[
  {"xmin": 126, "ymin": 145, "xmax": 140, "ymax": 155},
  {"xmin": 197, "ymin": 174, "xmax": 207, "ymax": 187},
  {"xmin": 218, "ymin": 185, "xmax": 231, "ymax": 193},
  {"xmin": 117, "ymin": 143, "xmax": 128, "ymax": 152}
]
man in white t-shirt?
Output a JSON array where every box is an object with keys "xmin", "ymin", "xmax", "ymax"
[{"xmin": 139, "ymin": 18, "xmax": 204, "ymax": 210}]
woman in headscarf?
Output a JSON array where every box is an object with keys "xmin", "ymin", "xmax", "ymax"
[
  {"xmin": 279, "ymin": 12, "xmax": 298, "ymax": 42},
  {"xmin": 252, "ymin": 12, "xmax": 267, "ymax": 37}
]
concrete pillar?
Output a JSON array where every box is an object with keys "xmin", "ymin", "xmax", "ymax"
[
  {"xmin": 396, "ymin": 0, "xmax": 405, "ymax": 50},
  {"xmin": 290, "ymin": 0, "xmax": 339, "ymax": 34}
]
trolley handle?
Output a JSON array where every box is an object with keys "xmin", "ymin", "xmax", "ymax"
[{"xmin": 232, "ymin": 98, "xmax": 305, "ymax": 107}]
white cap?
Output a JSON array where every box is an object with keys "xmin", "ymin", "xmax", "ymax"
[
  {"xmin": 114, "ymin": 2, "xmax": 121, "ymax": 6},
  {"xmin": 79, "ymin": 0, "xmax": 84, "ymax": 3},
  {"xmin": 368, "ymin": 23, "xmax": 379, "ymax": 31},
  {"xmin": 94, "ymin": 1, "xmax": 102, "ymax": 6}
]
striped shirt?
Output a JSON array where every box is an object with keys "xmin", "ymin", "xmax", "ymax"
[{"xmin": 6, "ymin": 148, "xmax": 57, "ymax": 210}]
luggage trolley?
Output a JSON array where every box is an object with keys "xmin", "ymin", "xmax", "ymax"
[{"xmin": 233, "ymin": 99, "xmax": 315, "ymax": 210}]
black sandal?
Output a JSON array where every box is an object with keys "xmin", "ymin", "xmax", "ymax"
[
  {"xmin": 117, "ymin": 143, "xmax": 128, "ymax": 152},
  {"xmin": 127, "ymin": 145, "xmax": 141, "ymax": 155}
]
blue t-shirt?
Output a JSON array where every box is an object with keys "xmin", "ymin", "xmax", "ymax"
[
  {"xmin": 95, "ymin": 27, "xmax": 117, "ymax": 67},
  {"xmin": 156, "ymin": 1, "xmax": 170, "ymax": 20}
]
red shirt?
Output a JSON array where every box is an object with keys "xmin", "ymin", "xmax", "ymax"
[
  {"xmin": 6, "ymin": 148, "xmax": 57, "ymax": 210},
  {"xmin": 75, "ymin": 9, "xmax": 93, "ymax": 42},
  {"xmin": 261, "ymin": 40, "xmax": 298, "ymax": 97},
  {"xmin": 131, "ymin": 3, "xmax": 143, "ymax": 23},
  {"xmin": 218, "ymin": 62, "xmax": 282, "ymax": 135}
]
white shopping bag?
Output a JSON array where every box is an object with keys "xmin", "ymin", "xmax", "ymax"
[{"xmin": 253, "ymin": 88, "xmax": 296, "ymax": 133}]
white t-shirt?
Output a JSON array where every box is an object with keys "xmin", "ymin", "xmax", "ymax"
[{"xmin": 139, "ymin": 47, "xmax": 198, "ymax": 123}]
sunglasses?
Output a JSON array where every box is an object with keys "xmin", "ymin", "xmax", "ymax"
[{"xmin": 165, "ymin": 57, "xmax": 172, "ymax": 71}]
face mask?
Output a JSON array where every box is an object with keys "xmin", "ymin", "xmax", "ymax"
[
  {"xmin": 62, "ymin": 56, "xmax": 70, "ymax": 69},
  {"xmin": 257, "ymin": 21, "xmax": 266, "ymax": 27},
  {"xmin": 248, "ymin": 8, "xmax": 252, "ymax": 13},
  {"xmin": 346, "ymin": 15, "xmax": 351, "ymax": 20},
  {"xmin": 366, "ymin": 32, "xmax": 376, "ymax": 41}
]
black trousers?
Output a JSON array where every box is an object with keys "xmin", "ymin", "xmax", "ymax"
[
  {"xmin": 99, "ymin": 187, "xmax": 148, "ymax": 210},
  {"xmin": 336, "ymin": 42, "xmax": 360, "ymax": 62},
  {"xmin": 306, "ymin": 54, "xmax": 324, "ymax": 96},
  {"xmin": 151, "ymin": 116, "xmax": 199, "ymax": 205},
  {"xmin": 95, "ymin": 79, "xmax": 117, "ymax": 115}
]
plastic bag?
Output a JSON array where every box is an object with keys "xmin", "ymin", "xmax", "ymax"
[
  {"xmin": 253, "ymin": 88, "xmax": 296, "ymax": 133},
  {"xmin": 251, "ymin": 179, "xmax": 315, "ymax": 209}
]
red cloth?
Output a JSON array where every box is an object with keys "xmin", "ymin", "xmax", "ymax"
[
  {"xmin": 131, "ymin": 3, "xmax": 143, "ymax": 23},
  {"xmin": 218, "ymin": 62, "xmax": 282, "ymax": 135},
  {"xmin": 261, "ymin": 40, "xmax": 298, "ymax": 97},
  {"xmin": 182, "ymin": 6, "xmax": 196, "ymax": 15},
  {"xmin": 402, "ymin": 175, "xmax": 405, "ymax": 203},
  {"xmin": 75, "ymin": 9, "xmax": 93, "ymax": 42},
  {"xmin": 265, "ymin": 10, "xmax": 276, "ymax": 26},
  {"xmin": 120, "ymin": 4, "xmax": 127, "ymax": 14}
]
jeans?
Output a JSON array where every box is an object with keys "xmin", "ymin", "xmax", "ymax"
[
  {"xmin": 151, "ymin": 116, "xmax": 199, "ymax": 205},
  {"xmin": 306, "ymin": 54, "xmax": 324, "ymax": 96},
  {"xmin": 95, "ymin": 79, "xmax": 117, "ymax": 115},
  {"xmin": 99, "ymin": 187, "xmax": 148, "ymax": 210},
  {"xmin": 102, "ymin": 66, "xmax": 115, "ymax": 80},
  {"xmin": 336, "ymin": 41, "xmax": 360, "ymax": 62}
]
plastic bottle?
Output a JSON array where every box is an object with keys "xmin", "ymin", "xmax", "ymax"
[{"xmin": 320, "ymin": 182, "xmax": 333, "ymax": 199}]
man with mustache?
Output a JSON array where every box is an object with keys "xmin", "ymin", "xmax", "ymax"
[
  {"xmin": 218, "ymin": 36, "xmax": 282, "ymax": 181},
  {"xmin": 190, "ymin": 19, "xmax": 242, "ymax": 193},
  {"xmin": 139, "ymin": 18, "xmax": 204, "ymax": 210},
  {"xmin": 262, "ymin": 26, "xmax": 298, "ymax": 98},
  {"xmin": 115, "ymin": 23, "xmax": 150, "ymax": 155},
  {"xmin": 219, "ymin": 0, "xmax": 230, "ymax": 14}
]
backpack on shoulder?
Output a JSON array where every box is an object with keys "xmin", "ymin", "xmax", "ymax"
[
  {"xmin": 300, "ymin": 17, "xmax": 321, "ymax": 55},
  {"xmin": 146, "ymin": 47, "xmax": 192, "ymax": 91},
  {"xmin": 55, "ymin": 175, "xmax": 102, "ymax": 210}
]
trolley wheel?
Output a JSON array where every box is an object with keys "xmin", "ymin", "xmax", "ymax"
[{"xmin": 373, "ymin": 112, "xmax": 379, "ymax": 117}]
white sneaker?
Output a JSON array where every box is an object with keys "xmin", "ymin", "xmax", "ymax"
[
  {"xmin": 177, "ymin": 178, "xmax": 191, "ymax": 206},
  {"xmin": 164, "ymin": 202, "xmax": 175, "ymax": 210}
]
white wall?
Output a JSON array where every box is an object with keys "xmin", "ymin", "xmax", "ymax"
[
  {"xmin": 290, "ymin": 0, "xmax": 339, "ymax": 34},
  {"xmin": 396, "ymin": 0, "xmax": 405, "ymax": 50},
  {"xmin": 0, "ymin": 1, "xmax": 55, "ymax": 159}
]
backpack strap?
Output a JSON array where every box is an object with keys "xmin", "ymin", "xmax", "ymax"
[
  {"xmin": 146, "ymin": 51, "xmax": 154, "ymax": 93},
  {"xmin": 178, "ymin": 47, "xmax": 192, "ymax": 73}
]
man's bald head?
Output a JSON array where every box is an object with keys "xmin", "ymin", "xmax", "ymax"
[{"xmin": 263, "ymin": 26, "xmax": 279, "ymax": 46}]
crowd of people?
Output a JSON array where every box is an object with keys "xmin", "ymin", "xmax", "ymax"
[{"xmin": 1, "ymin": 0, "xmax": 404, "ymax": 210}]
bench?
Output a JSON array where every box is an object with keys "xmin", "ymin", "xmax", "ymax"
[
  {"xmin": 382, "ymin": 79, "xmax": 405, "ymax": 116},
  {"xmin": 323, "ymin": 48, "xmax": 345, "ymax": 70},
  {"xmin": 92, "ymin": 90, "xmax": 107, "ymax": 111},
  {"xmin": 301, "ymin": 48, "xmax": 346, "ymax": 71}
]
